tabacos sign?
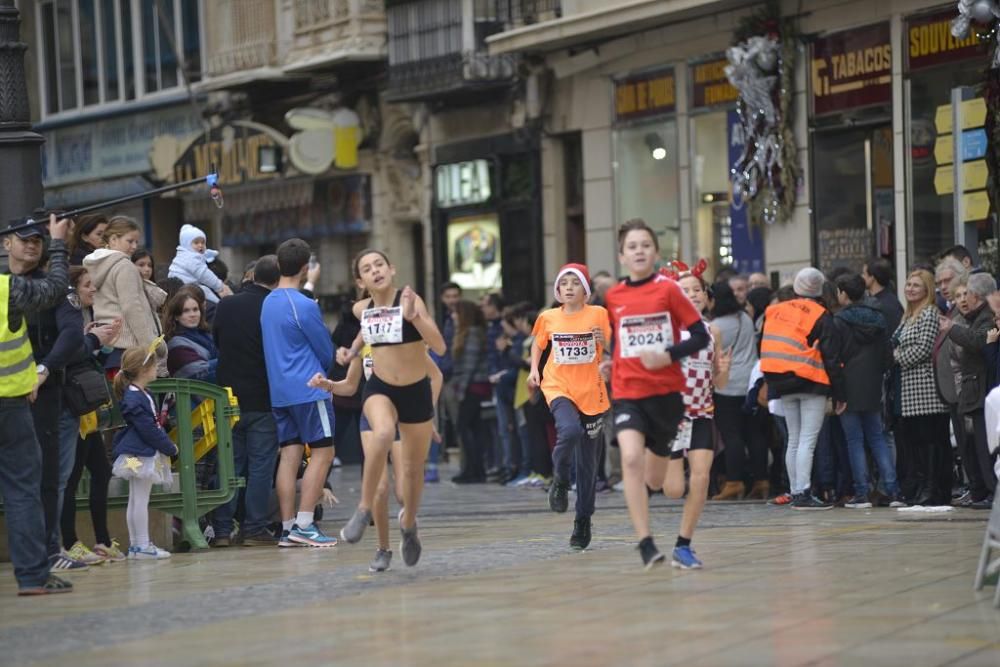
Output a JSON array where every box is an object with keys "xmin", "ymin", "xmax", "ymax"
[
  {"xmin": 172, "ymin": 123, "xmax": 280, "ymax": 187},
  {"xmin": 811, "ymin": 23, "xmax": 891, "ymax": 116},
  {"xmin": 907, "ymin": 9, "xmax": 987, "ymax": 70}
]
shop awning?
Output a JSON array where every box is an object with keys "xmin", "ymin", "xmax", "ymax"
[{"xmin": 486, "ymin": 0, "xmax": 756, "ymax": 56}]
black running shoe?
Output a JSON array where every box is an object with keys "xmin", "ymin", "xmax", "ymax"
[
  {"xmin": 548, "ymin": 479, "xmax": 570, "ymax": 513},
  {"xmin": 791, "ymin": 493, "xmax": 833, "ymax": 511},
  {"xmin": 570, "ymin": 517, "xmax": 592, "ymax": 550},
  {"xmin": 638, "ymin": 537, "xmax": 665, "ymax": 570}
]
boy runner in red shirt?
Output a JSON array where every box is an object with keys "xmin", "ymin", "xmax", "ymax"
[{"xmin": 603, "ymin": 219, "xmax": 711, "ymax": 569}]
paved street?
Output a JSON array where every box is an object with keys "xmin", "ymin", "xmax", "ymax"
[{"xmin": 1, "ymin": 465, "xmax": 999, "ymax": 667}]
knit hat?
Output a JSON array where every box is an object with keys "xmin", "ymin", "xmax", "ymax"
[
  {"xmin": 793, "ymin": 267, "xmax": 825, "ymax": 298},
  {"xmin": 554, "ymin": 263, "xmax": 592, "ymax": 303},
  {"xmin": 179, "ymin": 224, "xmax": 207, "ymax": 253}
]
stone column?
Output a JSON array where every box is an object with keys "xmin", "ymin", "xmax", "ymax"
[{"xmin": 0, "ymin": 0, "xmax": 44, "ymax": 225}]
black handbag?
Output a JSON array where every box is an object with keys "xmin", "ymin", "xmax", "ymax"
[{"xmin": 62, "ymin": 357, "xmax": 112, "ymax": 416}]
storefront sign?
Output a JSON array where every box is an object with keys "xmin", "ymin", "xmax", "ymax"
[
  {"xmin": 817, "ymin": 228, "xmax": 872, "ymax": 272},
  {"xmin": 173, "ymin": 124, "xmax": 279, "ymax": 187},
  {"xmin": 907, "ymin": 10, "xmax": 986, "ymax": 71},
  {"xmin": 727, "ymin": 109, "xmax": 764, "ymax": 273},
  {"xmin": 435, "ymin": 160, "xmax": 492, "ymax": 208},
  {"xmin": 614, "ymin": 68, "xmax": 676, "ymax": 122},
  {"xmin": 810, "ymin": 23, "xmax": 891, "ymax": 116},
  {"xmin": 690, "ymin": 57, "xmax": 737, "ymax": 110},
  {"xmin": 41, "ymin": 105, "xmax": 202, "ymax": 187}
]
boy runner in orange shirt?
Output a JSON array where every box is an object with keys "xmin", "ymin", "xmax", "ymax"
[{"xmin": 530, "ymin": 263, "xmax": 611, "ymax": 550}]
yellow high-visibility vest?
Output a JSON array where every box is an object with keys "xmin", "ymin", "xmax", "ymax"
[{"xmin": 0, "ymin": 274, "xmax": 37, "ymax": 397}]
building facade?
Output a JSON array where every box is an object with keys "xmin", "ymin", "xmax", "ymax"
[
  {"xmin": 489, "ymin": 0, "xmax": 1000, "ymax": 290},
  {"xmin": 18, "ymin": 0, "xmax": 1000, "ymax": 305}
]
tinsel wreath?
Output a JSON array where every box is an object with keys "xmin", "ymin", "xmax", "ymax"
[{"xmin": 726, "ymin": 1, "xmax": 801, "ymax": 226}]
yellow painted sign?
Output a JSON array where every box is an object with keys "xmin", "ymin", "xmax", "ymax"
[
  {"xmin": 934, "ymin": 166, "xmax": 953, "ymax": 195},
  {"xmin": 934, "ymin": 136, "xmax": 953, "ymax": 165},
  {"xmin": 961, "ymin": 98, "xmax": 987, "ymax": 129},
  {"xmin": 935, "ymin": 104, "xmax": 952, "ymax": 134},
  {"xmin": 963, "ymin": 190, "xmax": 991, "ymax": 221},
  {"xmin": 964, "ymin": 160, "xmax": 988, "ymax": 191}
]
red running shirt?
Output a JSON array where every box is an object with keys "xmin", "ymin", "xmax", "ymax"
[{"xmin": 605, "ymin": 273, "xmax": 702, "ymax": 400}]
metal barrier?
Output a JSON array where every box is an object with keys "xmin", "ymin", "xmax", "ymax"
[
  {"xmin": 1, "ymin": 378, "xmax": 243, "ymax": 551},
  {"xmin": 974, "ymin": 492, "xmax": 1000, "ymax": 608}
]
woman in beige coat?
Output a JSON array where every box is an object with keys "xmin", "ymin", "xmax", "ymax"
[{"xmin": 83, "ymin": 217, "xmax": 166, "ymax": 370}]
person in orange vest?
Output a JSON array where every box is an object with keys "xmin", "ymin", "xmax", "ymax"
[{"xmin": 760, "ymin": 267, "xmax": 845, "ymax": 511}]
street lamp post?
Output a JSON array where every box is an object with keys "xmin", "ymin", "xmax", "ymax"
[{"xmin": 0, "ymin": 0, "xmax": 44, "ymax": 226}]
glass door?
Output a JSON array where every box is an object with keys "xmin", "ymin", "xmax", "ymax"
[{"xmin": 812, "ymin": 124, "xmax": 894, "ymax": 274}]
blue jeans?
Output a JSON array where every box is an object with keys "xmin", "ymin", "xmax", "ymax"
[
  {"xmin": 494, "ymin": 383, "xmax": 518, "ymax": 472},
  {"xmin": 53, "ymin": 409, "xmax": 79, "ymax": 551},
  {"xmin": 515, "ymin": 406, "xmax": 532, "ymax": 476},
  {"xmin": 550, "ymin": 397, "xmax": 601, "ymax": 519},
  {"xmin": 814, "ymin": 416, "xmax": 853, "ymax": 498},
  {"xmin": 780, "ymin": 394, "xmax": 827, "ymax": 495},
  {"xmin": 839, "ymin": 410, "xmax": 899, "ymax": 497},
  {"xmin": 213, "ymin": 411, "xmax": 278, "ymax": 536},
  {"xmin": 0, "ymin": 397, "xmax": 51, "ymax": 589}
]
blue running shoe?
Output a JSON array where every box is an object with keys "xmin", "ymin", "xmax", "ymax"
[
  {"xmin": 671, "ymin": 545, "xmax": 703, "ymax": 570},
  {"xmin": 288, "ymin": 524, "xmax": 338, "ymax": 548}
]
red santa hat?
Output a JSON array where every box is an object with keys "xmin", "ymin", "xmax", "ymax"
[{"xmin": 553, "ymin": 263, "xmax": 592, "ymax": 303}]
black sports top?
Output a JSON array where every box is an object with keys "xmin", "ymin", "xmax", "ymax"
[{"xmin": 362, "ymin": 290, "xmax": 423, "ymax": 347}]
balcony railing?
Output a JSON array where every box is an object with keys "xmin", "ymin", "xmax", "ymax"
[
  {"xmin": 385, "ymin": 51, "xmax": 517, "ymax": 102},
  {"xmin": 204, "ymin": 0, "xmax": 279, "ymax": 78},
  {"xmin": 496, "ymin": 0, "xmax": 561, "ymax": 26},
  {"xmin": 285, "ymin": 0, "xmax": 387, "ymax": 70}
]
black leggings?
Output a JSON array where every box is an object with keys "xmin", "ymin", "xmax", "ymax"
[
  {"xmin": 61, "ymin": 433, "xmax": 112, "ymax": 549},
  {"xmin": 898, "ymin": 412, "xmax": 952, "ymax": 504}
]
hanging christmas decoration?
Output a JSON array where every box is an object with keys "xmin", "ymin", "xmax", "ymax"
[
  {"xmin": 952, "ymin": 0, "xmax": 1000, "ymax": 67},
  {"xmin": 725, "ymin": 1, "xmax": 801, "ymax": 226}
]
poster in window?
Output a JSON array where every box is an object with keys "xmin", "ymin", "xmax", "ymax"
[{"xmin": 447, "ymin": 215, "xmax": 502, "ymax": 291}]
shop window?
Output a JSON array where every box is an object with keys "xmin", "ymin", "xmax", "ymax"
[
  {"xmin": 691, "ymin": 112, "xmax": 732, "ymax": 277},
  {"xmin": 614, "ymin": 119, "xmax": 680, "ymax": 261},
  {"xmin": 37, "ymin": 0, "xmax": 202, "ymax": 117},
  {"xmin": 907, "ymin": 68, "xmax": 989, "ymax": 265}
]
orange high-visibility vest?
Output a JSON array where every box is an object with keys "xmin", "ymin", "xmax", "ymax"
[{"xmin": 760, "ymin": 299, "xmax": 831, "ymax": 385}]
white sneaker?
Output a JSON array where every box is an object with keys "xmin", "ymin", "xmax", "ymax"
[
  {"xmin": 333, "ymin": 457, "xmax": 343, "ymax": 468},
  {"xmin": 612, "ymin": 481, "xmax": 625, "ymax": 492},
  {"xmin": 129, "ymin": 544, "xmax": 172, "ymax": 560}
]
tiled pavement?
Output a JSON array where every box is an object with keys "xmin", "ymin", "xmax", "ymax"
[{"xmin": 1, "ymin": 466, "xmax": 998, "ymax": 666}]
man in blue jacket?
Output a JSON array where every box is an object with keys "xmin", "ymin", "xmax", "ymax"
[{"xmin": 261, "ymin": 239, "xmax": 336, "ymax": 548}]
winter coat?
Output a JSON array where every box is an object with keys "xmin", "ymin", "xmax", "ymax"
[
  {"xmin": 167, "ymin": 328, "xmax": 218, "ymax": 381},
  {"xmin": 713, "ymin": 310, "xmax": 757, "ymax": 397},
  {"xmin": 112, "ymin": 386, "xmax": 178, "ymax": 458},
  {"xmin": 168, "ymin": 247, "xmax": 225, "ymax": 304},
  {"xmin": 835, "ymin": 299, "xmax": 891, "ymax": 413},
  {"xmin": 946, "ymin": 302, "xmax": 994, "ymax": 414},
  {"xmin": 83, "ymin": 249, "xmax": 162, "ymax": 352},
  {"xmin": 893, "ymin": 306, "xmax": 948, "ymax": 417},
  {"xmin": 452, "ymin": 325, "xmax": 489, "ymax": 396}
]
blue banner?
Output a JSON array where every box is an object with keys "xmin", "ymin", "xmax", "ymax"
[{"xmin": 727, "ymin": 109, "xmax": 765, "ymax": 274}]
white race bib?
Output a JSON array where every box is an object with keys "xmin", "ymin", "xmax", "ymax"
[
  {"xmin": 671, "ymin": 419, "xmax": 693, "ymax": 453},
  {"xmin": 552, "ymin": 332, "xmax": 596, "ymax": 365},
  {"xmin": 618, "ymin": 312, "xmax": 672, "ymax": 358},
  {"xmin": 361, "ymin": 306, "xmax": 403, "ymax": 345},
  {"xmin": 363, "ymin": 355, "xmax": 374, "ymax": 381}
]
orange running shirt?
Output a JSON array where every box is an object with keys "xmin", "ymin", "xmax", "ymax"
[
  {"xmin": 605, "ymin": 273, "xmax": 702, "ymax": 400},
  {"xmin": 532, "ymin": 304, "xmax": 611, "ymax": 417}
]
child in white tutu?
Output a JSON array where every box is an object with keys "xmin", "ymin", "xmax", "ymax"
[{"xmin": 111, "ymin": 342, "xmax": 178, "ymax": 560}]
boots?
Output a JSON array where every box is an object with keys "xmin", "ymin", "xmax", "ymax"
[
  {"xmin": 711, "ymin": 481, "xmax": 746, "ymax": 501},
  {"xmin": 746, "ymin": 480, "xmax": 770, "ymax": 500}
]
